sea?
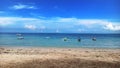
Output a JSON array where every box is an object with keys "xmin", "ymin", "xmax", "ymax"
[{"xmin": 0, "ymin": 33, "xmax": 120, "ymax": 49}]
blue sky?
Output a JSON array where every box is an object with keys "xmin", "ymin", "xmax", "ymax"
[{"xmin": 0, "ymin": 0, "xmax": 120, "ymax": 33}]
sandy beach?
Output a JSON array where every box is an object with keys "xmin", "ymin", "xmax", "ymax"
[{"xmin": 0, "ymin": 47, "xmax": 120, "ymax": 68}]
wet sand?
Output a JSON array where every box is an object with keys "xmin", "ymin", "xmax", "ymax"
[{"xmin": 0, "ymin": 47, "xmax": 120, "ymax": 68}]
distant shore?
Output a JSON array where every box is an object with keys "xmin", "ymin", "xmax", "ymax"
[{"xmin": 0, "ymin": 47, "xmax": 120, "ymax": 68}]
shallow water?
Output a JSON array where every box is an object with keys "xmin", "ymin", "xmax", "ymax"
[{"xmin": 0, "ymin": 33, "xmax": 120, "ymax": 48}]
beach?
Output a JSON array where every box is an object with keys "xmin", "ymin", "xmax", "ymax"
[{"xmin": 0, "ymin": 47, "xmax": 120, "ymax": 68}]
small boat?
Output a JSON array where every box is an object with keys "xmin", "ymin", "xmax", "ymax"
[
  {"xmin": 17, "ymin": 37, "xmax": 24, "ymax": 40},
  {"xmin": 92, "ymin": 38, "xmax": 96, "ymax": 41},
  {"xmin": 16, "ymin": 34, "xmax": 22, "ymax": 36}
]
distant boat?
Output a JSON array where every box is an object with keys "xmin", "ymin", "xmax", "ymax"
[
  {"xmin": 16, "ymin": 34, "xmax": 22, "ymax": 36},
  {"xmin": 17, "ymin": 37, "xmax": 24, "ymax": 40},
  {"xmin": 92, "ymin": 37, "xmax": 96, "ymax": 41}
]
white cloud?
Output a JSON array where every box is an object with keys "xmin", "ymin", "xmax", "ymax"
[
  {"xmin": 53, "ymin": 17, "xmax": 120, "ymax": 31},
  {"xmin": 0, "ymin": 17, "xmax": 108, "ymax": 27},
  {"xmin": 52, "ymin": 17, "xmax": 108, "ymax": 26},
  {"xmin": 52, "ymin": 17, "xmax": 77, "ymax": 23},
  {"xmin": 104, "ymin": 23, "xmax": 120, "ymax": 31},
  {"xmin": 25, "ymin": 24, "xmax": 36, "ymax": 30},
  {"xmin": 0, "ymin": 17, "xmax": 39, "ymax": 26},
  {"xmin": 50, "ymin": 18, "xmax": 111, "ymax": 29},
  {"xmin": 12, "ymin": 4, "xmax": 36, "ymax": 10},
  {"xmin": 0, "ymin": 17, "xmax": 15, "ymax": 26},
  {"xmin": 77, "ymin": 19, "xmax": 107, "ymax": 25}
]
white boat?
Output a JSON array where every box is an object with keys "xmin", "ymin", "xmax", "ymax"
[
  {"xmin": 16, "ymin": 34, "xmax": 22, "ymax": 36},
  {"xmin": 17, "ymin": 37, "xmax": 24, "ymax": 40}
]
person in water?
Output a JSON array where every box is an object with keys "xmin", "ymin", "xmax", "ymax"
[
  {"xmin": 63, "ymin": 37, "xmax": 68, "ymax": 41},
  {"xmin": 78, "ymin": 38, "xmax": 81, "ymax": 42},
  {"xmin": 92, "ymin": 37, "xmax": 96, "ymax": 41}
]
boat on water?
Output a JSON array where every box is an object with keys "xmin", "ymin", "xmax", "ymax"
[
  {"xmin": 17, "ymin": 37, "xmax": 24, "ymax": 40},
  {"xmin": 16, "ymin": 34, "xmax": 22, "ymax": 36},
  {"xmin": 16, "ymin": 33, "xmax": 24, "ymax": 40}
]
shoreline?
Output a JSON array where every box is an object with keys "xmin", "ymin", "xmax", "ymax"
[
  {"xmin": 0, "ymin": 47, "xmax": 120, "ymax": 68},
  {"xmin": 1, "ymin": 45, "xmax": 120, "ymax": 49}
]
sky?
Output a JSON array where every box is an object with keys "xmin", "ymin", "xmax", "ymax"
[{"xmin": 0, "ymin": 0, "xmax": 120, "ymax": 33}]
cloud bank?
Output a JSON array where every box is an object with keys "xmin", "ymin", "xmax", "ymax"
[
  {"xmin": 11, "ymin": 4, "xmax": 36, "ymax": 10},
  {"xmin": 104, "ymin": 23, "xmax": 120, "ymax": 31},
  {"xmin": 25, "ymin": 24, "xmax": 36, "ymax": 30},
  {"xmin": 0, "ymin": 17, "xmax": 120, "ymax": 33}
]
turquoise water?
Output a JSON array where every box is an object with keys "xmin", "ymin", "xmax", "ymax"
[{"xmin": 0, "ymin": 33, "xmax": 120, "ymax": 48}]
